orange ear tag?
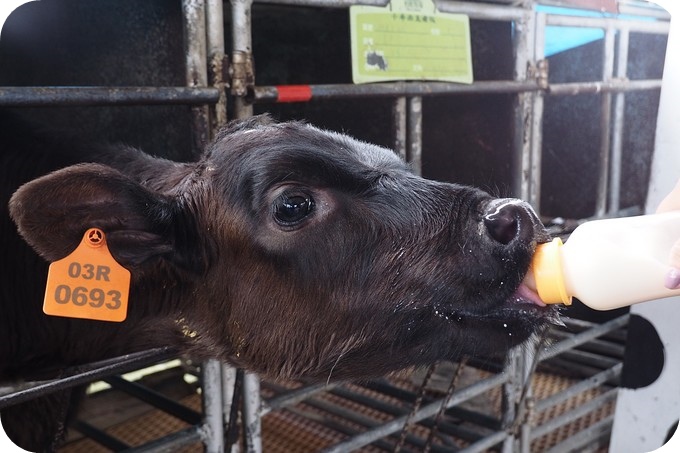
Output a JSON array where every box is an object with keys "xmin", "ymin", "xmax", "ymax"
[{"xmin": 43, "ymin": 228, "xmax": 131, "ymax": 322}]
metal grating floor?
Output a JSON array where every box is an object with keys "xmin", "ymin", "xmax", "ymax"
[{"xmin": 59, "ymin": 367, "xmax": 614, "ymax": 452}]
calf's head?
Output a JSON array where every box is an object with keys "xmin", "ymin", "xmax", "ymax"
[{"xmin": 9, "ymin": 116, "xmax": 557, "ymax": 381}]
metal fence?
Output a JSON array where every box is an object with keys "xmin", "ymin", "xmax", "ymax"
[{"xmin": 0, "ymin": 0, "xmax": 670, "ymax": 452}]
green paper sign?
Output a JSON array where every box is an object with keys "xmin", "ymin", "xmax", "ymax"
[{"xmin": 350, "ymin": 0, "xmax": 473, "ymax": 84}]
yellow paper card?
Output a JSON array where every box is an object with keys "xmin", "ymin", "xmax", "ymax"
[
  {"xmin": 350, "ymin": 0, "xmax": 473, "ymax": 84},
  {"xmin": 43, "ymin": 228, "xmax": 130, "ymax": 322}
]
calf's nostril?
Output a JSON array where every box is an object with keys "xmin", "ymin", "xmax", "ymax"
[{"xmin": 484, "ymin": 204, "xmax": 524, "ymax": 245}]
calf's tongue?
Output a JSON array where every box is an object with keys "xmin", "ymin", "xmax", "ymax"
[{"xmin": 513, "ymin": 271, "xmax": 546, "ymax": 307}]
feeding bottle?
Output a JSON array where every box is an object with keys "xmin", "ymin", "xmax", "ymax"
[{"xmin": 526, "ymin": 211, "xmax": 680, "ymax": 310}]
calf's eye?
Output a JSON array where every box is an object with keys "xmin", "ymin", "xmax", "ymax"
[{"xmin": 273, "ymin": 193, "xmax": 315, "ymax": 227}]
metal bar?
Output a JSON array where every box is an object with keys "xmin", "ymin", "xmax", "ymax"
[
  {"xmin": 71, "ymin": 420, "xmax": 131, "ymax": 451},
  {"xmin": 242, "ymin": 372, "xmax": 262, "ymax": 453},
  {"xmin": 0, "ymin": 86, "xmax": 220, "ymax": 107},
  {"xmin": 231, "ymin": 0, "xmax": 255, "ymax": 119},
  {"xmin": 539, "ymin": 315, "xmax": 629, "ymax": 361},
  {"xmin": 546, "ymin": 415, "xmax": 613, "ymax": 453},
  {"xmin": 103, "ymin": 375, "xmax": 202, "ymax": 425},
  {"xmin": 555, "ymin": 348, "xmax": 621, "ymax": 371},
  {"xmin": 393, "ymin": 97, "xmax": 408, "ymax": 161},
  {"xmin": 547, "ymin": 331, "xmax": 626, "ymax": 357},
  {"xmin": 517, "ymin": 336, "xmax": 542, "ymax": 453},
  {"xmin": 609, "ymin": 28, "xmax": 630, "ymax": 213},
  {"xmin": 183, "ymin": 0, "xmax": 212, "ymax": 153},
  {"xmin": 262, "ymin": 382, "xmax": 334, "ymax": 415},
  {"xmin": 530, "ymin": 388, "xmax": 618, "ymax": 440},
  {"xmin": 252, "ymin": 80, "xmax": 541, "ymax": 103},
  {"xmin": 502, "ymin": 348, "xmax": 523, "ymax": 453},
  {"xmin": 201, "ymin": 359, "xmax": 225, "ymax": 453},
  {"xmin": 0, "ymin": 348, "xmax": 176, "ymax": 409},
  {"xmin": 124, "ymin": 426, "xmax": 204, "ymax": 452},
  {"xmin": 512, "ymin": 8, "xmax": 535, "ymax": 200},
  {"xmin": 207, "ymin": 0, "xmax": 228, "ymax": 126},
  {"xmin": 436, "ymin": 0, "xmax": 526, "ymax": 21},
  {"xmin": 222, "ymin": 366, "xmax": 243, "ymax": 451},
  {"xmin": 547, "ymin": 78, "xmax": 662, "ymax": 96},
  {"xmin": 459, "ymin": 430, "xmax": 509, "ymax": 453},
  {"xmin": 545, "ymin": 14, "xmax": 670, "ymax": 35},
  {"xmin": 535, "ymin": 363, "xmax": 622, "ymax": 412},
  {"xmin": 529, "ymin": 13, "xmax": 547, "ymax": 210},
  {"xmin": 596, "ymin": 25, "xmax": 616, "ymax": 216},
  {"xmin": 321, "ymin": 372, "xmax": 509, "ymax": 453},
  {"xmin": 408, "ymin": 96, "xmax": 423, "ymax": 176}
]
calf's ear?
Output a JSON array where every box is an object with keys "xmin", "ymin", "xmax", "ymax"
[{"xmin": 9, "ymin": 163, "xmax": 181, "ymax": 269}]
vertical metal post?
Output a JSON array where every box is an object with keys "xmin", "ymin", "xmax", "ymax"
[
  {"xmin": 609, "ymin": 27, "xmax": 630, "ymax": 214},
  {"xmin": 202, "ymin": 359, "xmax": 225, "ymax": 453},
  {"xmin": 207, "ymin": 0, "xmax": 228, "ymax": 127},
  {"xmin": 183, "ymin": 0, "xmax": 211, "ymax": 154},
  {"xmin": 231, "ymin": 0, "xmax": 254, "ymax": 119},
  {"xmin": 596, "ymin": 25, "xmax": 616, "ymax": 217},
  {"xmin": 222, "ymin": 364, "xmax": 240, "ymax": 453},
  {"xmin": 502, "ymin": 347, "xmax": 522, "ymax": 453},
  {"xmin": 528, "ymin": 12, "xmax": 546, "ymax": 211},
  {"xmin": 242, "ymin": 372, "xmax": 262, "ymax": 453},
  {"xmin": 393, "ymin": 97, "xmax": 407, "ymax": 162},
  {"xmin": 407, "ymin": 96, "xmax": 423, "ymax": 176},
  {"xmin": 512, "ymin": 6, "xmax": 536, "ymax": 202}
]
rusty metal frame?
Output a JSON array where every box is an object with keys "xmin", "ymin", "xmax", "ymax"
[{"xmin": 0, "ymin": 0, "xmax": 670, "ymax": 452}]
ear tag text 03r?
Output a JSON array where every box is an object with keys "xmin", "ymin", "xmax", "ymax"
[{"xmin": 43, "ymin": 228, "xmax": 130, "ymax": 322}]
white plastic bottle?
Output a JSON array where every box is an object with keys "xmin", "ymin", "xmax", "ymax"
[{"xmin": 526, "ymin": 211, "xmax": 680, "ymax": 310}]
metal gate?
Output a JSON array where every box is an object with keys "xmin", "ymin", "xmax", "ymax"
[{"xmin": 0, "ymin": 1, "xmax": 670, "ymax": 452}]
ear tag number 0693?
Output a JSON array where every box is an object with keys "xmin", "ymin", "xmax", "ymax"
[{"xmin": 44, "ymin": 228, "xmax": 130, "ymax": 322}]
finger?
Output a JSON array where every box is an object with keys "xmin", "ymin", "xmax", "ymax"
[
  {"xmin": 656, "ymin": 178, "xmax": 680, "ymax": 213},
  {"xmin": 665, "ymin": 268, "xmax": 680, "ymax": 290},
  {"xmin": 665, "ymin": 240, "xmax": 680, "ymax": 289}
]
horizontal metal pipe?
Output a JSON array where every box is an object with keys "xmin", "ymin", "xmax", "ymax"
[
  {"xmin": 458, "ymin": 430, "xmax": 509, "ymax": 453},
  {"xmin": 253, "ymin": 80, "xmax": 541, "ymax": 103},
  {"xmin": 262, "ymin": 382, "xmax": 335, "ymax": 414},
  {"xmin": 548, "ymin": 331, "xmax": 625, "ymax": 357},
  {"xmin": 546, "ymin": 14, "xmax": 670, "ymax": 34},
  {"xmin": 0, "ymin": 348, "xmax": 176, "ymax": 409},
  {"xmin": 104, "ymin": 375, "xmax": 202, "ymax": 425},
  {"xmin": 253, "ymin": 77, "xmax": 661, "ymax": 104},
  {"xmin": 548, "ymin": 79, "xmax": 662, "ymax": 96},
  {"xmin": 71, "ymin": 420, "xmax": 131, "ymax": 451},
  {"xmin": 0, "ymin": 86, "xmax": 220, "ymax": 107},
  {"xmin": 539, "ymin": 315, "xmax": 629, "ymax": 361},
  {"xmin": 545, "ymin": 415, "xmax": 613, "ymax": 453},
  {"xmin": 436, "ymin": 0, "xmax": 526, "ymax": 21}
]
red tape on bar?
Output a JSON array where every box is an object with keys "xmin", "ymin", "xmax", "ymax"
[{"xmin": 276, "ymin": 85, "xmax": 312, "ymax": 103}]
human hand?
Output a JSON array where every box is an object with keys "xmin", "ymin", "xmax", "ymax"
[{"xmin": 656, "ymin": 179, "xmax": 680, "ymax": 289}]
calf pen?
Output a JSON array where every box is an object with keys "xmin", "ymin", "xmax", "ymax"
[{"xmin": 0, "ymin": 0, "xmax": 670, "ymax": 451}]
